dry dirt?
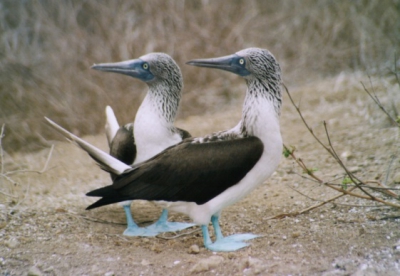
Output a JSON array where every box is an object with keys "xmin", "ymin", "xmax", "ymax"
[{"xmin": 1, "ymin": 75, "xmax": 400, "ymax": 275}]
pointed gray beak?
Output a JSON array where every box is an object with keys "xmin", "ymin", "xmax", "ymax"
[
  {"xmin": 91, "ymin": 59, "xmax": 154, "ymax": 81},
  {"xmin": 186, "ymin": 54, "xmax": 250, "ymax": 76}
]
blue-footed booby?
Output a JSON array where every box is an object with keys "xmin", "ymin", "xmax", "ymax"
[
  {"xmin": 47, "ymin": 48, "xmax": 283, "ymax": 251},
  {"xmin": 51, "ymin": 53, "xmax": 194, "ymax": 236}
]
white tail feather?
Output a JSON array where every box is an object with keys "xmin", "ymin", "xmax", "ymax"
[
  {"xmin": 45, "ymin": 117, "xmax": 130, "ymax": 175},
  {"xmin": 105, "ymin": 105, "xmax": 120, "ymax": 146}
]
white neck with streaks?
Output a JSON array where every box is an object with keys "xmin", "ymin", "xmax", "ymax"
[
  {"xmin": 133, "ymin": 84, "xmax": 182, "ymax": 164},
  {"xmin": 240, "ymin": 77, "xmax": 282, "ymax": 141}
]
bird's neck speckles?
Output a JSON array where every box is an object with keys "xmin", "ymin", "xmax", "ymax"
[
  {"xmin": 191, "ymin": 124, "xmax": 243, "ymax": 144},
  {"xmin": 246, "ymin": 77, "xmax": 282, "ymax": 113},
  {"xmin": 240, "ymin": 77, "xmax": 282, "ymax": 137},
  {"xmin": 147, "ymin": 80, "xmax": 181, "ymax": 125},
  {"xmin": 134, "ymin": 85, "xmax": 182, "ymax": 163}
]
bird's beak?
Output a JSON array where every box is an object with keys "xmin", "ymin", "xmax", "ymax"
[
  {"xmin": 91, "ymin": 59, "xmax": 153, "ymax": 81},
  {"xmin": 186, "ymin": 54, "xmax": 249, "ymax": 76},
  {"xmin": 187, "ymin": 54, "xmax": 236, "ymax": 71}
]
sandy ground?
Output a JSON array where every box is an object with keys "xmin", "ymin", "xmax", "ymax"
[{"xmin": 1, "ymin": 75, "xmax": 400, "ymax": 275}]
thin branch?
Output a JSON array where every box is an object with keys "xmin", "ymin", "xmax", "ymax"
[
  {"xmin": 9, "ymin": 180, "xmax": 31, "ymax": 212},
  {"xmin": 285, "ymin": 143, "xmax": 400, "ymax": 208},
  {"xmin": 0, "ymin": 173, "xmax": 18, "ymax": 185},
  {"xmin": 288, "ymin": 183, "xmax": 355, "ymax": 203},
  {"xmin": 0, "ymin": 124, "xmax": 4, "ymax": 176},
  {"xmin": 323, "ymin": 122, "xmax": 375, "ymax": 198},
  {"xmin": 68, "ymin": 211, "xmax": 126, "ymax": 225},
  {"xmin": 0, "ymin": 189, "xmax": 19, "ymax": 198},
  {"xmin": 321, "ymin": 181, "xmax": 400, "ymax": 192},
  {"xmin": 4, "ymin": 144, "xmax": 54, "ymax": 176},
  {"xmin": 265, "ymin": 184, "xmax": 355, "ymax": 220},
  {"xmin": 364, "ymin": 180, "xmax": 399, "ymax": 198},
  {"xmin": 0, "ymin": 128, "xmax": 54, "ymax": 202},
  {"xmin": 292, "ymin": 169, "xmax": 400, "ymax": 194},
  {"xmin": 361, "ymin": 79, "xmax": 398, "ymax": 126},
  {"xmin": 282, "ymin": 84, "xmax": 400, "ymax": 209},
  {"xmin": 292, "ymin": 153, "xmax": 400, "ymax": 208},
  {"xmin": 384, "ymin": 155, "xmax": 396, "ymax": 186},
  {"xmin": 156, "ymin": 228, "xmax": 201, "ymax": 240},
  {"xmin": 391, "ymin": 52, "xmax": 400, "ymax": 91}
]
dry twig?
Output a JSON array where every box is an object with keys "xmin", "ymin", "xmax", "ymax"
[
  {"xmin": 156, "ymin": 228, "xmax": 201, "ymax": 240},
  {"xmin": 67, "ymin": 211, "xmax": 126, "ymax": 226},
  {"xmin": 0, "ymin": 124, "xmax": 54, "ymax": 204},
  {"xmin": 282, "ymin": 84, "xmax": 400, "ymax": 211},
  {"xmin": 361, "ymin": 78, "xmax": 399, "ymax": 126}
]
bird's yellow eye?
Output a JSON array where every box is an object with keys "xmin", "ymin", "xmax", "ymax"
[
  {"xmin": 143, "ymin": 63, "xmax": 149, "ymax": 70},
  {"xmin": 239, "ymin": 58, "xmax": 244, "ymax": 65}
]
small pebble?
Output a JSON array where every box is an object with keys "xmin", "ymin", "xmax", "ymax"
[
  {"xmin": 6, "ymin": 238, "xmax": 19, "ymax": 249},
  {"xmin": 141, "ymin": 259, "xmax": 151, "ymax": 266},
  {"xmin": 28, "ymin": 266, "xmax": 43, "ymax": 276},
  {"xmin": 393, "ymin": 239, "xmax": 400, "ymax": 250},
  {"xmin": 0, "ymin": 222, "xmax": 7, "ymax": 229},
  {"xmin": 188, "ymin": 244, "xmax": 200, "ymax": 254},
  {"xmin": 43, "ymin": 266, "xmax": 55, "ymax": 273},
  {"xmin": 104, "ymin": 272, "xmax": 114, "ymax": 276},
  {"xmin": 242, "ymin": 257, "xmax": 267, "ymax": 274},
  {"xmin": 348, "ymin": 166, "xmax": 360, "ymax": 173},
  {"xmin": 341, "ymin": 151, "xmax": 354, "ymax": 160},
  {"xmin": 151, "ymin": 244, "xmax": 162, "ymax": 253},
  {"xmin": 190, "ymin": 255, "xmax": 224, "ymax": 273},
  {"xmin": 292, "ymin": 232, "xmax": 301, "ymax": 238},
  {"xmin": 142, "ymin": 238, "xmax": 150, "ymax": 243},
  {"xmin": 393, "ymin": 172, "xmax": 400, "ymax": 183}
]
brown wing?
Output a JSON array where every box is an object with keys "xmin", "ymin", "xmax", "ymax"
[{"xmin": 86, "ymin": 136, "xmax": 263, "ymax": 209}]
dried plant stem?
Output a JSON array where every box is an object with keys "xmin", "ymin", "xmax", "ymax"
[
  {"xmin": 283, "ymin": 84, "xmax": 400, "ymax": 209},
  {"xmin": 365, "ymin": 180, "xmax": 398, "ymax": 198},
  {"xmin": 384, "ymin": 155, "xmax": 396, "ymax": 186},
  {"xmin": 0, "ymin": 124, "xmax": 54, "ymax": 204},
  {"xmin": 0, "ymin": 124, "xmax": 4, "ymax": 175},
  {"xmin": 322, "ymin": 122, "xmax": 375, "ymax": 198},
  {"xmin": 361, "ymin": 78, "xmax": 399, "ymax": 126},
  {"xmin": 67, "ymin": 211, "xmax": 126, "ymax": 226},
  {"xmin": 156, "ymin": 228, "xmax": 201, "ymax": 240},
  {"xmin": 8, "ymin": 181, "xmax": 31, "ymax": 212},
  {"xmin": 4, "ymin": 144, "xmax": 54, "ymax": 177},
  {"xmin": 284, "ymin": 145, "xmax": 400, "ymax": 209},
  {"xmin": 0, "ymin": 190, "xmax": 18, "ymax": 198},
  {"xmin": 1, "ymin": 174, "xmax": 18, "ymax": 186},
  {"xmin": 265, "ymin": 191, "xmax": 352, "ymax": 220}
]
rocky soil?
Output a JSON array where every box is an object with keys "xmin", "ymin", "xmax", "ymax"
[{"xmin": 1, "ymin": 75, "xmax": 400, "ymax": 275}]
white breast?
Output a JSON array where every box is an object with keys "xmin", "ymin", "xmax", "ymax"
[
  {"xmin": 133, "ymin": 94, "xmax": 182, "ymax": 164},
  {"xmin": 160, "ymin": 99, "xmax": 282, "ymax": 225}
]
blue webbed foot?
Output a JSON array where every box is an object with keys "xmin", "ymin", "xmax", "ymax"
[
  {"xmin": 144, "ymin": 209, "xmax": 195, "ymax": 234},
  {"xmin": 205, "ymin": 239, "xmax": 250, "ymax": 251},
  {"xmin": 201, "ymin": 225, "xmax": 257, "ymax": 252},
  {"xmin": 122, "ymin": 205, "xmax": 158, "ymax": 237},
  {"xmin": 217, "ymin": 233, "xmax": 259, "ymax": 242},
  {"xmin": 200, "ymin": 215, "xmax": 260, "ymax": 251},
  {"xmin": 211, "ymin": 215, "xmax": 259, "ymax": 242},
  {"xmin": 123, "ymin": 226, "xmax": 158, "ymax": 237},
  {"xmin": 145, "ymin": 221, "xmax": 195, "ymax": 233},
  {"xmin": 206, "ymin": 233, "xmax": 259, "ymax": 251}
]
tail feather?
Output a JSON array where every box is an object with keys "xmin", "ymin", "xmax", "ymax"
[
  {"xmin": 44, "ymin": 117, "xmax": 130, "ymax": 175},
  {"xmin": 105, "ymin": 106, "xmax": 120, "ymax": 146},
  {"xmin": 86, "ymin": 185, "xmax": 115, "ymax": 197},
  {"xmin": 86, "ymin": 185, "xmax": 130, "ymax": 210}
]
